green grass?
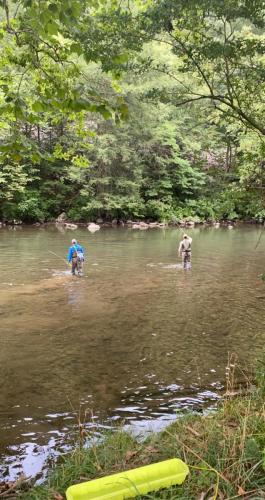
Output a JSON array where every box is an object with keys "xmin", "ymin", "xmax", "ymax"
[
  {"xmin": 20, "ymin": 392, "xmax": 265, "ymax": 500},
  {"xmin": 8, "ymin": 356, "xmax": 265, "ymax": 499}
]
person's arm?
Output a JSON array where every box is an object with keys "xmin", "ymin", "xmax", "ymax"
[{"xmin": 67, "ymin": 247, "xmax": 72, "ymax": 263}]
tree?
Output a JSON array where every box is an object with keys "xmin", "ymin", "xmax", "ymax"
[{"xmin": 119, "ymin": 0, "xmax": 265, "ymax": 135}]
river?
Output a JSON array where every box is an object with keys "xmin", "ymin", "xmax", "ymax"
[{"xmin": 0, "ymin": 224, "xmax": 264, "ymax": 481}]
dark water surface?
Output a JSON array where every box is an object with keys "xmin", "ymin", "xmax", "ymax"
[{"xmin": 0, "ymin": 225, "xmax": 264, "ymax": 480}]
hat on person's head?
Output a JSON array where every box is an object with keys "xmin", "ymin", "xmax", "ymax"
[
  {"xmin": 72, "ymin": 239, "xmax": 77, "ymax": 244},
  {"xmin": 183, "ymin": 234, "xmax": 188, "ymax": 238}
]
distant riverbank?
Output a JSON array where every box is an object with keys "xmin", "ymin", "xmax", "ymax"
[{"xmin": 1, "ymin": 217, "xmax": 264, "ymax": 230}]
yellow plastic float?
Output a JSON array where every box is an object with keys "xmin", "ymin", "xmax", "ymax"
[{"xmin": 66, "ymin": 458, "xmax": 189, "ymax": 500}]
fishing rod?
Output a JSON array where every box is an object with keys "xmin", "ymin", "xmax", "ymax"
[{"xmin": 48, "ymin": 250, "xmax": 69, "ymax": 265}]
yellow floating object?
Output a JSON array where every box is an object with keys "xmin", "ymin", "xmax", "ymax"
[{"xmin": 66, "ymin": 458, "xmax": 189, "ymax": 500}]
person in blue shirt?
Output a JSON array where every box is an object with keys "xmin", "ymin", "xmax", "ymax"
[{"xmin": 67, "ymin": 238, "xmax": 85, "ymax": 276}]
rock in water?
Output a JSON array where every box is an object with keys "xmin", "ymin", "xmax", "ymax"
[{"xmin": 87, "ymin": 223, "xmax": 100, "ymax": 233}]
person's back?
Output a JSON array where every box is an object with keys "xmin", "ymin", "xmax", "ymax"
[{"xmin": 67, "ymin": 239, "xmax": 85, "ymax": 276}]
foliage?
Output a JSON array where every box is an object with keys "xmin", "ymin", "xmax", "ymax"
[
  {"xmin": 136, "ymin": 0, "xmax": 265, "ymax": 135},
  {"xmin": 0, "ymin": 1, "xmax": 265, "ymax": 222}
]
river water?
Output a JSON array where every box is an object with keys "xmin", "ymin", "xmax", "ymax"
[{"xmin": 0, "ymin": 224, "xmax": 264, "ymax": 481}]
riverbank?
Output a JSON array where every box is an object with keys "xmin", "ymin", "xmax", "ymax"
[
  {"xmin": 1, "ymin": 218, "xmax": 264, "ymax": 230},
  {"xmin": 12, "ymin": 359, "xmax": 265, "ymax": 499}
]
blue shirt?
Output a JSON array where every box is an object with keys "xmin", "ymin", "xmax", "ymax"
[{"xmin": 67, "ymin": 244, "xmax": 85, "ymax": 263}]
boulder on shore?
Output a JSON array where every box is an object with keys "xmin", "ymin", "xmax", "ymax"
[
  {"xmin": 185, "ymin": 220, "xmax": 195, "ymax": 227},
  {"xmin": 56, "ymin": 212, "xmax": 67, "ymax": 223},
  {"xmin": 132, "ymin": 222, "xmax": 149, "ymax": 230}
]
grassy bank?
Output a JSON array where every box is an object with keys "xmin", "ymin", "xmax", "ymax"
[{"xmin": 16, "ymin": 362, "xmax": 265, "ymax": 499}]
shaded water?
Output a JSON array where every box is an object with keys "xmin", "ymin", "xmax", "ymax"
[{"xmin": 0, "ymin": 225, "xmax": 264, "ymax": 480}]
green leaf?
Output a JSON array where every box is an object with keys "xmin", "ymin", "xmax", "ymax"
[
  {"xmin": 48, "ymin": 3, "xmax": 58, "ymax": 14},
  {"xmin": 32, "ymin": 101, "xmax": 45, "ymax": 113},
  {"xmin": 113, "ymin": 53, "xmax": 129, "ymax": 65},
  {"xmin": 70, "ymin": 43, "xmax": 83, "ymax": 55},
  {"xmin": 47, "ymin": 21, "xmax": 60, "ymax": 35},
  {"xmin": 96, "ymin": 105, "xmax": 112, "ymax": 119},
  {"xmin": 11, "ymin": 153, "xmax": 22, "ymax": 163}
]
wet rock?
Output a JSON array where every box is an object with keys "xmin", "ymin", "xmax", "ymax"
[
  {"xmin": 139, "ymin": 222, "xmax": 149, "ymax": 229},
  {"xmin": 132, "ymin": 222, "xmax": 149, "ymax": 230},
  {"xmin": 96, "ymin": 218, "xmax": 103, "ymax": 224},
  {"xmin": 149, "ymin": 222, "xmax": 159, "ymax": 228},
  {"xmin": 65, "ymin": 223, "xmax": 78, "ymax": 230},
  {"xmin": 87, "ymin": 223, "xmax": 100, "ymax": 233},
  {"xmin": 56, "ymin": 212, "xmax": 67, "ymax": 223},
  {"xmin": 112, "ymin": 219, "xmax": 118, "ymax": 225},
  {"xmin": 227, "ymin": 220, "xmax": 235, "ymax": 229},
  {"xmin": 126, "ymin": 220, "xmax": 134, "ymax": 226}
]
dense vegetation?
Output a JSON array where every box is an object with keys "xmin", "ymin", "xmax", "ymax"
[{"xmin": 0, "ymin": 0, "xmax": 264, "ymax": 223}]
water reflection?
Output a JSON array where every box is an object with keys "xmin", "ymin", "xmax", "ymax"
[{"xmin": 0, "ymin": 225, "xmax": 264, "ymax": 480}]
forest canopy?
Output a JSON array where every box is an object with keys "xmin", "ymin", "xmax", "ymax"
[{"xmin": 0, "ymin": 0, "xmax": 264, "ymax": 222}]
